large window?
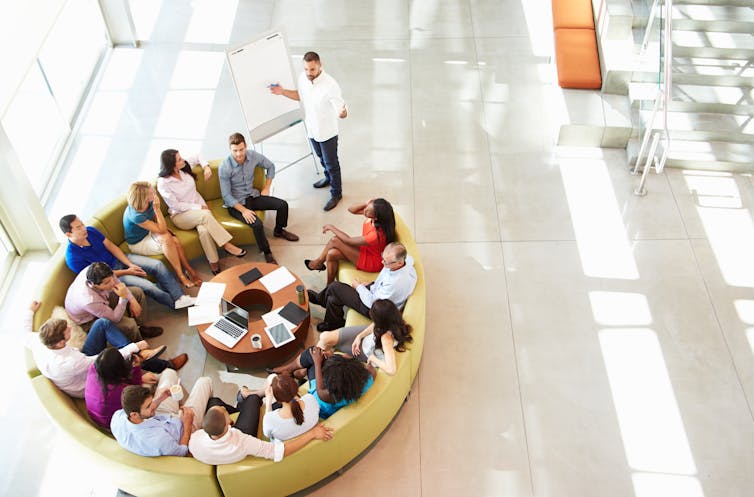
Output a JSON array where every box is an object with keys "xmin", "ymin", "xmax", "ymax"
[
  {"xmin": 0, "ymin": 0, "xmax": 108, "ymax": 197},
  {"xmin": 0, "ymin": 221, "xmax": 17, "ymax": 292}
]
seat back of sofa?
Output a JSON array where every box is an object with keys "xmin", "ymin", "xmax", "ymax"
[
  {"xmin": 31, "ymin": 374, "xmax": 222, "ymax": 497},
  {"xmin": 216, "ymin": 352, "xmax": 411, "ymax": 497}
]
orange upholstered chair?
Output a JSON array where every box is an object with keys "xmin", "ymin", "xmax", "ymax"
[
  {"xmin": 554, "ymin": 28, "xmax": 602, "ymax": 89},
  {"xmin": 551, "ymin": 0, "xmax": 596, "ymax": 29}
]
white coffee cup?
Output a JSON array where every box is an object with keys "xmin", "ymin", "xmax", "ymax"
[
  {"xmin": 251, "ymin": 334, "xmax": 262, "ymax": 349},
  {"xmin": 170, "ymin": 384, "xmax": 184, "ymax": 402}
]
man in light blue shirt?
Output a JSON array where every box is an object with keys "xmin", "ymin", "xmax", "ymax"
[
  {"xmin": 218, "ymin": 132, "xmax": 299, "ymax": 264},
  {"xmin": 111, "ymin": 372, "xmax": 213, "ymax": 457},
  {"xmin": 308, "ymin": 242, "xmax": 417, "ymax": 331}
]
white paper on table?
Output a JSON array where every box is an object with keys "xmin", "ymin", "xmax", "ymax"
[
  {"xmin": 195, "ymin": 282, "xmax": 227, "ymax": 306},
  {"xmin": 188, "ymin": 304, "xmax": 220, "ymax": 326},
  {"xmin": 261, "ymin": 306, "xmax": 296, "ymax": 330},
  {"xmin": 259, "ymin": 266, "xmax": 296, "ymax": 293}
]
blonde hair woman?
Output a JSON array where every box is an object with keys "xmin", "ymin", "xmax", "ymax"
[{"xmin": 123, "ymin": 181, "xmax": 201, "ymax": 288}]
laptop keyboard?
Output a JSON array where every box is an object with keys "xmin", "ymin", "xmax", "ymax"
[{"xmin": 215, "ymin": 318, "xmax": 245, "ymax": 338}]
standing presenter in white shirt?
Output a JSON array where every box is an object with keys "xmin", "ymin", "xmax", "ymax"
[{"xmin": 270, "ymin": 51, "xmax": 347, "ymax": 212}]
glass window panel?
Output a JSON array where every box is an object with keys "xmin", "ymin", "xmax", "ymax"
[
  {"xmin": 38, "ymin": 0, "xmax": 108, "ymax": 122},
  {"xmin": 1, "ymin": 64, "xmax": 69, "ymax": 196}
]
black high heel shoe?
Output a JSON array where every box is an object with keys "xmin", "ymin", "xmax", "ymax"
[
  {"xmin": 234, "ymin": 249, "xmax": 247, "ymax": 258},
  {"xmin": 304, "ymin": 259, "xmax": 326, "ymax": 271}
]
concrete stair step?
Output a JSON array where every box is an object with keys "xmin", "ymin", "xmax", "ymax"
[
  {"xmin": 638, "ymin": 110, "xmax": 754, "ymax": 142},
  {"xmin": 673, "ymin": 19, "xmax": 754, "ymax": 33},
  {"xmin": 672, "ymin": 71, "xmax": 754, "ymax": 87},
  {"xmin": 673, "ymin": 4, "xmax": 754, "ymax": 22},
  {"xmin": 627, "ymin": 137, "xmax": 754, "ymax": 172},
  {"xmin": 673, "ymin": 30, "xmax": 754, "ymax": 51},
  {"xmin": 673, "ymin": 0, "xmax": 754, "ymax": 7},
  {"xmin": 674, "ymin": 44, "xmax": 754, "ymax": 59},
  {"xmin": 629, "ymin": 81, "xmax": 754, "ymax": 108}
]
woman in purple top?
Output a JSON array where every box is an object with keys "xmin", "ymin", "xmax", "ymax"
[{"xmin": 85, "ymin": 348, "xmax": 158, "ymax": 429}]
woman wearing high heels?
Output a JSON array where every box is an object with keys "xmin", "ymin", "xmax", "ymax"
[
  {"xmin": 124, "ymin": 181, "xmax": 202, "ymax": 288},
  {"xmin": 304, "ymin": 198, "xmax": 396, "ymax": 284},
  {"xmin": 157, "ymin": 149, "xmax": 247, "ymax": 275}
]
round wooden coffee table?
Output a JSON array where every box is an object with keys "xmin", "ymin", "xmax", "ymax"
[{"xmin": 196, "ymin": 262, "xmax": 310, "ymax": 369}]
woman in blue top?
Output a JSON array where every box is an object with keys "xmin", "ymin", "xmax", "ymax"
[
  {"xmin": 270, "ymin": 346, "xmax": 375, "ymax": 419},
  {"xmin": 124, "ymin": 181, "xmax": 201, "ymax": 288}
]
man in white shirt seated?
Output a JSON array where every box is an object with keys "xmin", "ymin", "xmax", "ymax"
[
  {"xmin": 24, "ymin": 301, "xmax": 174, "ymax": 398},
  {"xmin": 189, "ymin": 389, "xmax": 333, "ymax": 465}
]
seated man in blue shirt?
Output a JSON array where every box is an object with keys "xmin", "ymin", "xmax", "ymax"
[
  {"xmin": 308, "ymin": 242, "xmax": 417, "ymax": 331},
  {"xmin": 60, "ymin": 215, "xmax": 195, "ymax": 310},
  {"xmin": 111, "ymin": 371, "xmax": 213, "ymax": 457},
  {"xmin": 219, "ymin": 132, "xmax": 299, "ymax": 265}
]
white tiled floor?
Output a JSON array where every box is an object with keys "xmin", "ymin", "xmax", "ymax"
[{"xmin": 3, "ymin": 1, "xmax": 754, "ymax": 496}]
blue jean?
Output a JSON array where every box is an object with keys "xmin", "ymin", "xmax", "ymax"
[
  {"xmin": 113, "ymin": 254, "xmax": 183, "ymax": 309},
  {"xmin": 80, "ymin": 318, "xmax": 171, "ymax": 373},
  {"xmin": 310, "ymin": 136, "xmax": 342, "ymax": 197}
]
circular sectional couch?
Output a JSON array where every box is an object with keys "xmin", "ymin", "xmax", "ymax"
[{"xmin": 27, "ymin": 162, "xmax": 425, "ymax": 497}]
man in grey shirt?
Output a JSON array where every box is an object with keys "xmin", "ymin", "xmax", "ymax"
[{"xmin": 219, "ymin": 132, "xmax": 299, "ymax": 264}]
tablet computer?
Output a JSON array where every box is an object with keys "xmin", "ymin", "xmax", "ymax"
[{"xmin": 264, "ymin": 322, "xmax": 296, "ymax": 348}]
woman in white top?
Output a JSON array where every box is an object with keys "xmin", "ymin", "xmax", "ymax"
[
  {"xmin": 157, "ymin": 149, "xmax": 247, "ymax": 275},
  {"xmin": 316, "ymin": 299, "xmax": 412, "ymax": 376},
  {"xmin": 262, "ymin": 374, "xmax": 320, "ymax": 441}
]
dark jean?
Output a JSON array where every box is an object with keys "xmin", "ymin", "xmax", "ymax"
[
  {"xmin": 80, "ymin": 318, "xmax": 170, "ymax": 373},
  {"xmin": 310, "ymin": 135, "xmax": 342, "ymax": 197},
  {"xmin": 113, "ymin": 254, "xmax": 183, "ymax": 309}
]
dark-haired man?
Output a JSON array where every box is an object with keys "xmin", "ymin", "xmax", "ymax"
[
  {"xmin": 23, "ymin": 301, "xmax": 177, "ymax": 397},
  {"xmin": 59, "ymin": 215, "xmax": 194, "ymax": 310},
  {"xmin": 64, "ymin": 262, "xmax": 163, "ymax": 340},
  {"xmin": 218, "ymin": 132, "xmax": 299, "ymax": 264},
  {"xmin": 308, "ymin": 242, "xmax": 417, "ymax": 331},
  {"xmin": 111, "ymin": 373, "xmax": 213, "ymax": 457},
  {"xmin": 271, "ymin": 51, "xmax": 347, "ymax": 211}
]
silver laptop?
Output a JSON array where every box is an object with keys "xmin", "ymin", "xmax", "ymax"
[{"xmin": 205, "ymin": 299, "xmax": 249, "ymax": 348}]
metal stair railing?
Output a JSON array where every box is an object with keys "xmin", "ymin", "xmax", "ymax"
[{"xmin": 632, "ymin": 0, "xmax": 673, "ymax": 196}]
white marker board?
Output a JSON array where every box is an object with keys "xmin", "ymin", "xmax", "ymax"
[{"xmin": 226, "ymin": 31, "xmax": 303, "ymax": 144}]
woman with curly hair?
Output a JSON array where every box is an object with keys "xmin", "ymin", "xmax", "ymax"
[
  {"xmin": 270, "ymin": 346, "xmax": 376, "ymax": 419},
  {"xmin": 304, "ymin": 198, "xmax": 396, "ymax": 284},
  {"xmin": 316, "ymin": 299, "xmax": 412, "ymax": 376}
]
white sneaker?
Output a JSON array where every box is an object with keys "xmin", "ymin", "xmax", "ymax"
[{"xmin": 174, "ymin": 295, "xmax": 196, "ymax": 310}]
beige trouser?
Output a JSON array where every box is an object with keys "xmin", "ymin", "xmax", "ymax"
[
  {"xmin": 172, "ymin": 209, "xmax": 233, "ymax": 264},
  {"xmin": 155, "ymin": 369, "xmax": 213, "ymax": 432},
  {"xmin": 81, "ymin": 287, "xmax": 146, "ymax": 342}
]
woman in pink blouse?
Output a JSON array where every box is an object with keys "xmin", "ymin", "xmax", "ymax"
[
  {"xmin": 157, "ymin": 149, "xmax": 247, "ymax": 275},
  {"xmin": 85, "ymin": 347, "xmax": 158, "ymax": 429}
]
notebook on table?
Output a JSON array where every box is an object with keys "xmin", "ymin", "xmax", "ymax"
[{"xmin": 204, "ymin": 299, "xmax": 249, "ymax": 348}]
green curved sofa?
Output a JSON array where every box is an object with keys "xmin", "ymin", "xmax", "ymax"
[{"xmin": 28, "ymin": 162, "xmax": 425, "ymax": 497}]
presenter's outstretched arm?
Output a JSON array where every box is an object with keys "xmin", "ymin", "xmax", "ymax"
[{"xmin": 269, "ymin": 84, "xmax": 300, "ymax": 101}]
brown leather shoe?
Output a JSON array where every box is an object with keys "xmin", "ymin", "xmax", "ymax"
[
  {"xmin": 264, "ymin": 252, "xmax": 278, "ymax": 264},
  {"xmin": 168, "ymin": 353, "xmax": 188, "ymax": 371},
  {"xmin": 139, "ymin": 325, "xmax": 163, "ymax": 339},
  {"xmin": 273, "ymin": 229, "xmax": 299, "ymax": 242}
]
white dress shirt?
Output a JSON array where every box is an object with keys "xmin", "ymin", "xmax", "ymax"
[
  {"xmin": 297, "ymin": 69, "xmax": 345, "ymax": 142},
  {"xmin": 23, "ymin": 310, "xmax": 138, "ymax": 398},
  {"xmin": 157, "ymin": 154, "xmax": 208, "ymax": 216},
  {"xmin": 189, "ymin": 426, "xmax": 284, "ymax": 465}
]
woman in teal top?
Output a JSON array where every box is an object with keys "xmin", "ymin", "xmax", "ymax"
[{"xmin": 124, "ymin": 181, "xmax": 201, "ymax": 288}]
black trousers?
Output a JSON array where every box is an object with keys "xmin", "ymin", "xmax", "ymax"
[
  {"xmin": 314, "ymin": 281, "xmax": 371, "ymax": 327},
  {"xmin": 227, "ymin": 195, "xmax": 289, "ymax": 253},
  {"xmin": 206, "ymin": 394, "xmax": 262, "ymax": 436}
]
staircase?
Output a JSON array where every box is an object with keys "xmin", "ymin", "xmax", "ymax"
[{"xmin": 628, "ymin": 0, "xmax": 754, "ymax": 171}]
